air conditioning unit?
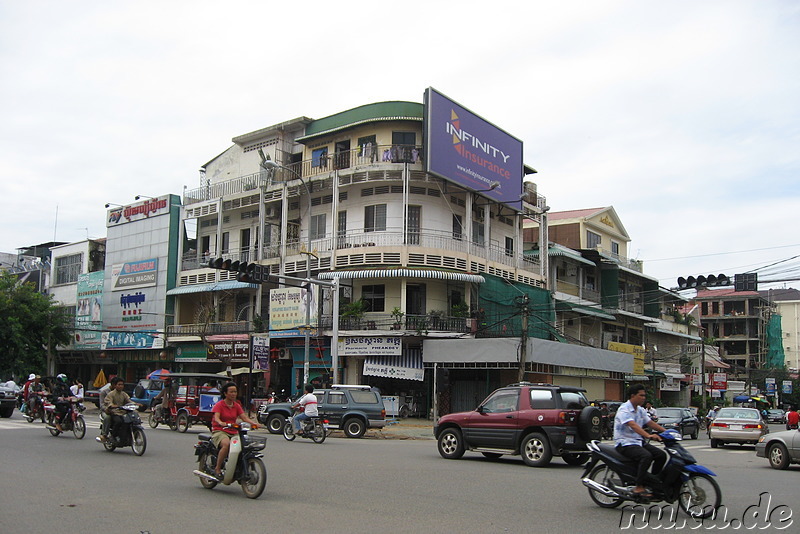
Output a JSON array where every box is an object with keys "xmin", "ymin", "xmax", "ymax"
[{"xmin": 265, "ymin": 207, "xmax": 277, "ymax": 218}]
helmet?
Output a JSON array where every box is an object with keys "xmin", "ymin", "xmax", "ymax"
[
  {"xmin": 28, "ymin": 373, "xmax": 36, "ymax": 381},
  {"xmin": 714, "ymin": 406, "xmax": 720, "ymax": 410},
  {"xmin": 56, "ymin": 373, "xmax": 67, "ymax": 383}
]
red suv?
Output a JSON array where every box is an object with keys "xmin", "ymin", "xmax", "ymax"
[{"xmin": 434, "ymin": 382, "xmax": 602, "ymax": 467}]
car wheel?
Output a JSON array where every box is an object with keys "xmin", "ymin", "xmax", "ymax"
[
  {"xmin": 690, "ymin": 426, "xmax": 698, "ymax": 440},
  {"xmin": 266, "ymin": 413, "xmax": 286, "ymax": 434},
  {"xmin": 562, "ymin": 452, "xmax": 590, "ymax": 466},
  {"xmin": 768, "ymin": 443, "xmax": 790, "ymax": 470},
  {"xmin": 343, "ymin": 417, "xmax": 366, "ymax": 439},
  {"xmin": 710, "ymin": 438, "xmax": 719, "ymax": 448},
  {"xmin": 521, "ymin": 432, "xmax": 552, "ymax": 467},
  {"xmin": 437, "ymin": 428, "xmax": 465, "ymax": 459},
  {"xmin": 0, "ymin": 406, "xmax": 13, "ymax": 418}
]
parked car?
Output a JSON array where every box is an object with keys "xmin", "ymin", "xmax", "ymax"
[
  {"xmin": 131, "ymin": 378, "xmax": 165, "ymax": 411},
  {"xmin": 0, "ymin": 383, "xmax": 17, "ymax": 418},
  {"xmin": 435, "ymin": 382, "xmax": 602, "ymax": 467},
  {"xmin": 258, "ymin": 384, "xmax": 386, "ymax": 438},
  {"xmin": 765, "ymin": 409, "xmax": 786, "ymax": 424},
  {"xmin": 709, "ymin": 407, "xmax": 768, "ymax": 448},
  {"xmin": 657, "ymin": 407, "xmax": 700, "ymax": 439},
  {"xmin": 755, "ymin": 428, "xmax": 800, "ymax": 469}
]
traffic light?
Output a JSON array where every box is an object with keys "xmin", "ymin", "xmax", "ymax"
[
  {"xmin": 676, "ymin": 274, "xmax": 730, "ymax": 289},
  {"xmin": 734, "ymin": 273, "xmax": 758, "ymax": 292},
  {"xmin": 207, "ymin": 258, "xmax": 271, "ymax": 284}
]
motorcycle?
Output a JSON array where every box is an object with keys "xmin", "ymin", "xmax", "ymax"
[
  {"xmin": 192, "ymin": 422, "xmax": 267, "ymax": 499},
  {"xmin": 24, "ymin": 393, "xmax": 48, "ymax": 423},
  {"xmin": 283, "ymin": 412, "xmax": 327, "ymax": 443},
  {"xmin": 45, "ymin": 398, "xmax": 86, "ymax": 439},
  {"xmin": 148, "ymin": 400, "xmax": 177, "ymax": 430},
  {"xmin": 581, "ymin": 430, "xmax": 721, "ymax": 519},
  {"xmin": 98, "ymin": 404, "xmax": 147, "ymax": 456}
]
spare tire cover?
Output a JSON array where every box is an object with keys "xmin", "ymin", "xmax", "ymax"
[
  {"xmin": 133, "ymin": 385, "xmax": 145, "ymax": 398},
  {"xmin": 578, "ymin": 406, "xmax": 603, "ymax": 441}
]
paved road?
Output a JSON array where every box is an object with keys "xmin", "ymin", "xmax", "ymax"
[{"xmin": 0, "ymin": 413, "xmax": 797, "ymax": 533}]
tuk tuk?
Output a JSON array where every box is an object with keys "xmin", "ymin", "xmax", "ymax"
[{"xmin": 163, "ymin": 373, "xmax": 230, "ymax": 433}]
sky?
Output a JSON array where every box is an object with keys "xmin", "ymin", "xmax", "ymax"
[{"xmin": 1, "ymin": 1, "xmax": 798, "ymax": 291}]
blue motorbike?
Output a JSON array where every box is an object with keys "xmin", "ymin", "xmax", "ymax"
[{"xmin": 581, "ymin": 430, "xmax": 721, "ymax": 519}]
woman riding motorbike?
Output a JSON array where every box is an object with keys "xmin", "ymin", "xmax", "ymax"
[{"xmin": 211, "ymin": 382, "xmax": 258, "ymax": 480}]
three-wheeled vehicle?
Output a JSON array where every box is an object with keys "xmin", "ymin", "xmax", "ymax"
[{"xmin": 157, "ymin": 373, "xmax": 230, "ymax": 433}]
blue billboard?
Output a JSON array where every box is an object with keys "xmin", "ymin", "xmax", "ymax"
[{"xmin": 424, "ymin": 87, "xmax": 523, "ymax": 209}]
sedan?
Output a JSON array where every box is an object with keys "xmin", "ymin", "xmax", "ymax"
[
  {"xmin": 766, "ymin": 409, "xmax": 785, "ymax": 424},
  {"xmin": 756, "ymin": 429, "xmax": 800, "ymax": 469},
  {"xmin": 709, "ymin": 407, "xmax": 768, "ymax": 448},
  {"xmin": 656, "ymin": 407, "xmax": 700, "ymax": 439}
]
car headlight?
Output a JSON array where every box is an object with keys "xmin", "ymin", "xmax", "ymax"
[
  {"xmin": 663, "ymin": 422, "xmax": 677, "ymax": 428},
  {"xmin": 758, "ymin": 436, "xmax": 766, "ymax": 443}
]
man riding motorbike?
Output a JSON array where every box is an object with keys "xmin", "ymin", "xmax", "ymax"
[
  {"xmin": 100, "ymin": 377, "xmax": 140, "ymax": 442},
  {"xmin": 211, "ymin": 382, "xmax": 258, "ymax": 480},
  {"xmin": 291, "ymin": 384, "xmax": 318, "ymax": 436},
  {"xmin": 51, "ymin": 374, "xmax": 72, "ymax": 433},
  {"xmin": 614, "ymin": 384, "xmax": 667, "ymax": 498},
  {"xmin": 27, "ymin": 375, "xmax": 48, "ymax": 419}
]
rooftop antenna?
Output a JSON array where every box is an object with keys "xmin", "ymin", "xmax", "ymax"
[{"xmin": 53, "ymin": 204, "xmax": 58, "ymax": 242}]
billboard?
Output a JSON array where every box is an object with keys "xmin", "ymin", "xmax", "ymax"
[
  {"xmin": 75, "ymin": 271, "xmax": 104, "ymax": 350},
  {"xmin": 110, "ymin": 259, "xmax": 158, "ymax": 291},
  {"xmin": 269, "ymin": 287, "xmax": 317, "ymax": 332},
  {"xmin": 424, "ymin": 87, "xmax": 523, "ymax": 209},
  {"xmin": 106, "ymin": 195, "xmax": 172, "ymax": 227}
]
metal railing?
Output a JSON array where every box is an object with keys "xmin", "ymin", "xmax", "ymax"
[
  {"xmin": 185, "ymin": 172, "xmax": 273, "ymax": 205},
  {"xmin": 166, "ymin": 321, "xmax": 250, "ymax": 336}
]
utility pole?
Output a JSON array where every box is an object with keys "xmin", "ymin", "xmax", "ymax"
[{"xmin": 517, "ymin": 294, "xmax": 530, "ymax": 382}]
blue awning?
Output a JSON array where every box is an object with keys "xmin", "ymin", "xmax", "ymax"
[
  {"xmin": 318, "ymin": 269, "xmax": 485, "ymax": 283},
  {"xmin": 166, "ymin": 280, "xmax": 259, "ymax": 296}
]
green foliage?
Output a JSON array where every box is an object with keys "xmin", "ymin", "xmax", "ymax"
[
  {"xmin": 340, "ymin": 299, "xmax": 367, "ymax": 318},
  {"xmin": 451, "ymin": 303, "xmax": 469, "ymax": 317},
  {"xmin": 0, "ymin": 272, "xmax": 72, "ymax": 377}
]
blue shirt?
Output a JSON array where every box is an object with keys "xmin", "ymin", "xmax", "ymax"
[{"xmin": 614, "ymin": 400, "xmax": 652, "ymax": 447}]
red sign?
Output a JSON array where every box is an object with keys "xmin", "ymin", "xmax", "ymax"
[{"xmin": 711, "ymin": 373, "xmax": 727, "ymax": 390}]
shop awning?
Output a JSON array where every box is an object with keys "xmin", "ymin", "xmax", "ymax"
[
  {"xmin": 318, "ymin": 269, "xmax": 485, "ymax": 283},
  {"xmin": 526, "ymin": 246, "xmax": 596, "ymax": 266},
  {"xmin": 556, "ymin": 302, "xmax": 616, "ymax": 320},
  {"xmin": 363, "ymin": 351, "xmax": 424, "ymax": 381},
  {"xmin": 166, "ymin": 280, "xmax": 259, "ymax": 296}
]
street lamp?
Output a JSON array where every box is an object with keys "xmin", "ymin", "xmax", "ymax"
[{"xmin": 261, "ymin": 159, "xmax": 316, "ymax": 388}]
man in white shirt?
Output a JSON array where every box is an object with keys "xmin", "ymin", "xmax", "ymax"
[
  {"xmin": 292, "ymin": 384, "xmax": 318, "ymax": 435},
  {"xmin": 614, "ymin": 384, "xmax": 667, "ymax": 497}
]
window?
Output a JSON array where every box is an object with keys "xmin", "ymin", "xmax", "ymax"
[
  {"xmin": 311, "ymin": 213, "xmax": 326, "ymax": 240},
  {"xmin": 364, "ymin": 204, "xmax": 387, "ymax": 232},
  {"xmin": 328, "ymin": 391, "xmax": 346, "ymax": 405},
  {"xmin": 312, "ymin": 147, "xmax": 329, "ymax": 169},
  {"xmin": 357, "ymin": 135, "xmax": 377, "ymax": 162},
  {"xmin": 452, "ymin": 214, "xmax": 463, "ymax": 240},
  {"xmin": 361, "ymin": 285, "xmax": 385, "ymax": 312},
  {"xmin": 529, "ymin": 389, "xmax": 555, "ymax": 409},
  {"xmin": 337, "ymin": 211, "xmax": 347, "ymax": 248},
  {"xmin": 407, "ymin": 205, "xmax": 420, "ymax": 245},
  {"xmin": 558, "ymin": 391, "xmax": 589, "ymax": 410},
  {"xmin": 505, "ymin": 236, "xmax": 514, "ymax": 256},
  {"xmin": 611, "ymin": 241, "xmax": 619, "ymax": 256},
  {"xmin": 55, "ymin": 253, "xmax": 82, "ymax": 285},
  {"xmin": 587, "ymin": 231, "xmax": 601, "ymax": 249},
  {"xmin": 472, "ymin": 220, "xmax": 485, "ymax": 246},
  {"xmin": 391, "ymin": 132, "xmax": 417, "ymax": 162},
  {"xmin": 221, "ymin": 232, "xmax": 230, "ymax": 254},
  {"xmin": 481, "ymin": 390, "xmax": 519, "ymax": 413}
]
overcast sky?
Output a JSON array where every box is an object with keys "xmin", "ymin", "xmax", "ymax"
[{"xmin": 1, "ymin": 1, "xmax": 798, "ymax": 291}]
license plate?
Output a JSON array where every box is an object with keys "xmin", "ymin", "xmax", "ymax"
[
  {"xmin": 730, "ymin": 424, "xmax": 742, "ymax": 430},
  {"xmin": 565, "ymin": 435, "xmax": 574, "ymax": 444}
]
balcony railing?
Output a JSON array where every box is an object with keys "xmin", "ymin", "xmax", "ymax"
[
  {"xmin": 166, "ymin": 321, "xmax": 250, "ymax": 336},
  {"xmin": 185, "ymin": 172, "xmax": 273, "ymax": 205},
  {"xmin": 554, "ymin": 278, "xmax": 600, "ymax": 302}
]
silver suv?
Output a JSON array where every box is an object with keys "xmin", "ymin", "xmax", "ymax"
[{"xmin": 258, "ymin": 385, "xmax": 386, "ymax": 438}]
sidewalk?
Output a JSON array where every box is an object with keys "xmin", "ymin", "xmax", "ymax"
[{"xmin": 367, "ymin": 417, "xmax": 435, "ymax": 440}]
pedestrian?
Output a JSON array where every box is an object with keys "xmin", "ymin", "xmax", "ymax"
[{"xmin": 786, "ymin": 406, "xmax": 799, "ymax": 430}]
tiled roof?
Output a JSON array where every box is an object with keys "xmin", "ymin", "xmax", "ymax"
[
  {"xmin": 696, "ymin": 288, "xmax": 760, "ymax": 298},
  {"xmin": 547, "ymin": 208, "xmax": 607, "ymax": 221},
  {"xmin": 759, "ymin": 288, "xmax": 800, "ymax": 301}
]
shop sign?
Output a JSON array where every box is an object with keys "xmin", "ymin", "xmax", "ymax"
[{"xmin": 337, "ymin": 336, "xmax": 402, "ymax": 357}]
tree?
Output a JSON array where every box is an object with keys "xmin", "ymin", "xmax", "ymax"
[{"xmin": 0, "ymin": 272, "xmax": 72, "ymax": 377}]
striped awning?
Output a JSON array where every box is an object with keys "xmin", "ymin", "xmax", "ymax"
[
  {"xmin": 318, "ymin": 269, "xmax": 485, "ymax": 283},
  {"xmin": 166, "ymin": 280, "xmax": 259, "ymax": 296},
  {"xmin": 363, "ymin": 349, "xmax": 424, "ymax": 381}
]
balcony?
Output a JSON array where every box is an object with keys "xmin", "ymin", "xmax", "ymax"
[
  {"xmin": 554, "ymin": 278, "xmax": 600, "ymax": 302},
  {"xmin": 167, "ymin": 321, "xmax": 251, "ymax": 337}
]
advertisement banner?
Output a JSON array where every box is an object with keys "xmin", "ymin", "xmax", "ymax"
[
  {"xmin": 268, "ymin": 287, "xmax": 317, "ymax": 332},
  {"xmin": 110, "ymin": 259, "xmax": 158, "ymax": 291},
  {"xmin": 783, "ymin": 380, "xmax": 793, "ymax": 394},
  {"xmin": 101, "ymin": 331, "xmax": 163, "ymax": 350},
  {"xmin": 607, "ymin": 341, "xmax": 645, "ymax": 375},
  {"xmin": 106, "ymin": 195, "xmax": 171, "ymax": 227},
  {"xmin": 425, "ymin": 87, "xmax": 523, "ymax": 209},
  {"xmin": 766, "ymin": 377, "xmax": 776, "ymax": 394},
  {"xmin": 337, "ymin": 336, "xmax": 402, "ymax": 357},
  {"xmin": 711, "ymin": 373, "xmax": 727, "ymax": 390},
  {"xmin": 75, "ymin": 271, "xmax": 104, "ymax": 349},
  {"xmin": 207, "ymin": 337, "xmax": 250, "ymax": 363},
  {"xmin": 727, "ymin": 380, "xmax": 746, "ymax": 392},
  {"xmin": 363, "ymin": 359, "xmax": 424, "ymax": 381},
  {"xmin": 252, "ymin": 334, "xmax": 271, "ymax": 371}
]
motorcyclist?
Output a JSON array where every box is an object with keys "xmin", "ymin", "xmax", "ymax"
[
  {"xmin": 614, "ymin": 384, "xmax": 667, "ymax": 498},
  {"xmin": 211, "ymin": 382, "xmax": 258, "ymax": 479},
  {"xmin": 27, "ymin": 375, "xmax": 48, "ymax": 420},
  {"xmin": 705, "ymin": 405, "xmax": 719, "ymax": 428},
  {"xmin": 152, "ymin": 377, "xmax": 173, "ymax": 421},
  {"xmin": 51, "ymin": 374, "xmax": 72, "ymax": 433},
  {"xmin": 100, "ymin": 377, "xmax": 139, "ymax": 442},
  {"xmin": 292, "ymin": 384, "xmax": 318, "ymax": 435}
]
